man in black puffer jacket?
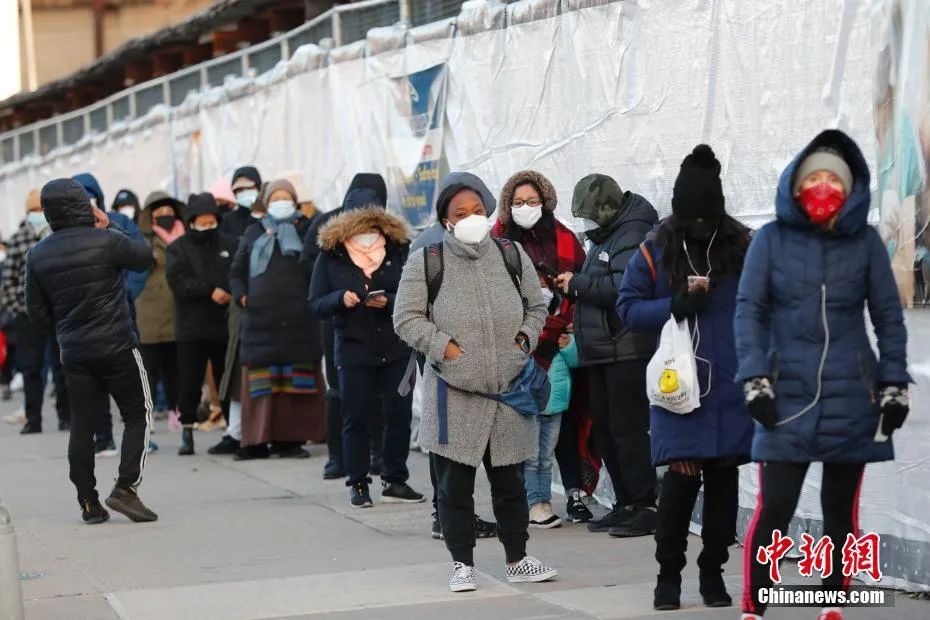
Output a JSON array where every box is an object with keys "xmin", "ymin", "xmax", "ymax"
[
  {"xmin": 555, "ymin": 174, "xmax": 660, "ymax": 538},
  {"xmin": 25, "ymin": 178, "xmax": 158, "ymax": 525}
]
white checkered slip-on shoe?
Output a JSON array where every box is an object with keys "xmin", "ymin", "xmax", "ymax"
[
  {"xmin": 449, "ymin": 562, "xmax": 477, "ymax": 592},
  {"xmin": 505, "ymin": 556, "xmax": 558, "ymax": 583}
]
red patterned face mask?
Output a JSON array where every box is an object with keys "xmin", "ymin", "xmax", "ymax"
[{"xmin": 797, "ymin": 183, "xmax": 846, "ymax": 225}]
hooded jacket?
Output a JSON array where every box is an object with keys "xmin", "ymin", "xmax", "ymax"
[
  {"xmin": 493, "ymin": 170, "xmax": 586, "ymax": 368},
  {"xmin": 135, "ymin": 192, "xmax": 184, "ymax": 344},
  {"xmin": 299, "ymin": 173, "xmax": 387, "ymax": 271},
  {"xmin": 308, "ymin": 207, "xmax": 412, "ymax": 366},
  {"xmin": 570, "ymin": 191, "xmax": 659, "ymax": 365},
  {"xmin": 72, "ymin": 173, "xmax": 147, "ymax": 301},
  {"xmin": 166, "ymin": 194, "xmax": 236, "ymax": 343},
  {"xmin": 229, "ymin": 212, "xmax": 319, "ymax": 367},
  {"xmin": 393, "ymin": 173, "xmax": 548, "ymax": 468},
  {"xmin": 735, "ymin": 129, "xmax": 910, "ymax": 464},
  {"xmin": 24, "ymin": 179, "xmax": 152, "ymax": 364}
]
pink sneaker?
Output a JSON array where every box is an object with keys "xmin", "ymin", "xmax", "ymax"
[{"xmin": 168, "ymin": 409, "xmax": 182, "ymax": 432}]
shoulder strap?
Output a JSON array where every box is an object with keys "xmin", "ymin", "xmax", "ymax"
[
  {"xmin": 493, "ymin": 237, "xmax": 523, "ymax": 294},
  {"xmin": 639, "ymin": 241, "xmax": 656, "ymax": 282},
  {"xmin": 424, "ymin": 243, "xmax": 444, "ymax": 310}
]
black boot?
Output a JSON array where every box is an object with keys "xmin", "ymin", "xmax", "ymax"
[
  {"xmin": 698, "ymin": 465, "xmax": 739, "ymax": 608},
  {"xmin": 653, "ymin": 469, "xmax": 702, "ymax": 611},
  {"xmin": 178, "ymin": 426, "xmax": 195, "ymax": 456}
]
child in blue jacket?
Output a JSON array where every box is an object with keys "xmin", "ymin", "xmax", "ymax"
[{"xmin": 525, "ymin": 274, "xmax": 579, "ymax": 529}]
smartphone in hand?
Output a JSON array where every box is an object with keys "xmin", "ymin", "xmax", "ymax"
[{"xmin": 366, "ymin": 289, "xmax": 387, "ymax": 300}]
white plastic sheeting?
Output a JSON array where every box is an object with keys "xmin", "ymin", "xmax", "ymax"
[{"xmin": 1, "ymin": 0, "xmax": 928, "ymax": 590}]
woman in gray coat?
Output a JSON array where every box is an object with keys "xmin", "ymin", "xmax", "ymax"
[{"xmin": 394, "ymin": 172, "xmax": 557, "ymax": 593}]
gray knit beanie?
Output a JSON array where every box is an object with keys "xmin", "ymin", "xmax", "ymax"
[{"xmin": 793, "ymin": 146, "xmax": 853, "ymax": 195}]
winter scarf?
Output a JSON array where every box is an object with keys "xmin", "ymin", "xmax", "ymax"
[
  {"xmin": 249, "ymin": 215, "xmax": 302, "ymax": 277},
  {"xmin": 345, "ymin": 233, "xmax": 387, "ymax": 277},
  {"xmin": 153, "ymin": 219, "xmax": 185, "ymax": 245}
]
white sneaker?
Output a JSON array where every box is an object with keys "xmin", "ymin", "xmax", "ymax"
[
  {"xmin": 506, "ymin": 556, "xmax": 558, "ymax": 583},
  {"xmin": 449, "ymin": 562, "xmax": 477, "ymax": 592},
  {"xmin": 529, "ymin": 503, "xmax": 562, "ymax": 529}
]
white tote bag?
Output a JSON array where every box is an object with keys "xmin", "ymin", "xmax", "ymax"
[{"xmin": 646, "ymin": 318, "xmax": 701, "ymax": 414}]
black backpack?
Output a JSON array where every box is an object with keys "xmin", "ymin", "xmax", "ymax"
[{"xmin": 423, "ymin": 238, "xmax": 524, "ymax": 313}]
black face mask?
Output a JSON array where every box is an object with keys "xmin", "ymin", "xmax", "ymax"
[
  {"xmin": 155, "ymin": 215, "xmax": 176, "ymax": 231},
  {"xmin": 189, "ymin": 228, "xmax": 217, "ymax": 245},
  {"xmin": 682, "ymin": 217, "xmax": 719, "ymax": 243}
]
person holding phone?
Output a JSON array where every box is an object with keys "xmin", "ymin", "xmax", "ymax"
[
  {"xmin": 735, "ymin": 130, "xmax": 910, "ymax": 620},
  {"xmin": 618, "ymin": 145, "xmax": 754, "ymax": 611},
  {"xmin": 308, "ymin": 200, "xmax": 423, "ymax": 509}
]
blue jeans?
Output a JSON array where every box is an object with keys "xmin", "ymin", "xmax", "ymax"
[{"xmin": 524, "ymin": 413, "xmax": 562, "ymax": 506}]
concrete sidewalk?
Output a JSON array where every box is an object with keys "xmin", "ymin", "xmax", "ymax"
[{"xmin": 0, "ymin": 397, "xmax": 925, "ymax": 620}]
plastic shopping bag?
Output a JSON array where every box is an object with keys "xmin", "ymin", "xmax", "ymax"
[{"xmin": 646, "ymin": 318, "xmax": 700, "ymax": 414}]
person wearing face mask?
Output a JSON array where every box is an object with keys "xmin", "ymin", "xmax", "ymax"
[
  {"xmin": 112, "ymin": 189, "xmax": 141, "ymax": 224},
  {"xmin": 735, "ymin": 131, "xmax": 910, "ymax": 620},
  {"xmin": 618, "ymin": 145, "xmax": 753, "ymax": 611},
  {"xmin": 308, "ymin": 201, "xmax": 423, "ymax": 509},
  {"xmin": 394, "ymin": 172, "xmax": 557, "ymax": 593},
  {"xmin": 229, "ymin": 179, "xmax": 324, "ymax": 460},
  {"xmin": 0, "ymin": 189, "xmax": 70, "ymax": 434},
  {"xmin": 492, "ymin": 170, "xmax": 593, "ymax": 527},
  {"xmin": 220, "ymin": 166, "xmax": 263, "ymax": 239},
  {"xmin": 166, "ymin": 193, "xmax": 236, "ymax": 456},
  {"xmin": 136, "ymin": 192, "xmax": 185, "ymax": 437},
  {"xmin": 555, "ymin": 174, "xmax": 659, "ymax": 538},
  {"xmin": 301, "ymin": 173, "xmax": 389, "ymax": 480}
]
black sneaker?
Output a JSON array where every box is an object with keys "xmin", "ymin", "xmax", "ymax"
[
  {"xmin": 20, "ymin": 423, "xmax": 41, "ymax": 435},
  {"xmin": 58, "ymin": 419, "xmax": 71, "ymax": 432},
  {"xmin": 350, "ymin": 482, "xmax": 373, "ymax": 509},
  {"xmin": 207, "ymin": 435, "xmax": 239, "ymax": 455},
  {"xmin": 277, "ymin": 445, "xmax": 310, "ymax": 459},
  {"xmin": 566, "ymin": 490, "xmax": 594, "ymax": 524},
  {"xmin": 105, "ymin": 487, "xmax": 158, "ymax": 523},
  {"xmin": 587, "ymin": 505, "xmax": 627, "ymax": 533},
  {"xmin": 608, "ymin": 505, "xmax": 658, "ymax": 538},
  {"xmin": 654, "ymin": 574, "xmax": 682, "ymax": 611},
  {"xmin": 382, "ymin": 481, "xmax": 426, "ymax": 504},
  {"xmin": 178, "ymin": 427, "xmax": 194, "ymax": 456},
  {"xmin": 81, "ymin": 499, "xmax": 110, "ymax": 525},
  {"xmin": 699, "ymin": 571, "xmax": 732, "ymax": 608},
  {"xmin": 432, "ymin": 513, "xmax": 443, "ymax": 539},
  {"xmin": 234, "ymin": 444, "xmax": 270, "ymax": 461},
  {"xmin": 95, "ymin": 439, "xmax": 118, "ymax": 458},
  {"xmin": 475, "ymin": 515, "xmax": 497, "ymax": 539},
  {"xmin": 323, "ymin": 458, "xmax": 346, "ymax": 480}
]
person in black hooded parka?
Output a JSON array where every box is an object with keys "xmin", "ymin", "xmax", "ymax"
[
  {"xmin": 166, "ymin": 193, "xmax": 236, "ymax": 456},
  {"xmin": 301, "ymin": 173, "xmax": 388, "ymax": 480},
  {"xmin": 220, "ymin": 166, "xmax": 263, "ymax": 240},
  {"xmin": 25, "ymin": 178, "xmax": 158, "ymax": 525}
]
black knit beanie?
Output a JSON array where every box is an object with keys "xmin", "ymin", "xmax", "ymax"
[{"xmin": 671, "ymin": 144, "xmax": 725, "ymax": 220}]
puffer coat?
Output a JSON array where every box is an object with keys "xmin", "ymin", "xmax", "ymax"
[{"xmin": 735, "ymin": 129, "xmax": 910, "ymax": 463}]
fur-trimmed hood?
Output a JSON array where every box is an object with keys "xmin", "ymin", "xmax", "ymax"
[
  {"xmin": 497, "ymin": 170, "xmax": 558, "ymax": 226},
  {"xmin": 317, "ymin": 206, "xmax": 410, "ymax": 250}
]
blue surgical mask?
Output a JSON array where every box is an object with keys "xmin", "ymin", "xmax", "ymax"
[
  {"xmin": 236, "ymin": 189, "xmax": 258, "ymax": 208},
  {"xmin": 27, "ymin": 211, "xmax": 47, "ymax": 229},
  {"xmin": 267, "ymin": 200, "xmax": 296, "ymax": 221}
]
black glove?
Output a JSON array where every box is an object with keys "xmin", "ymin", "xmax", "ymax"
[
  {"xmin": 879, "ymin": 384, "xmax": 909, "ymax": 437},
  {"xmin": 670, "ymin": 290, "xmax": 708, "ymax": 321},
  {"xmin": 744, "ymin": 377, "xmax": 777, "ymax": 430}
]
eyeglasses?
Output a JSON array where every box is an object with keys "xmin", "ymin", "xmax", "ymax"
[{"xmin": 512, "ymin": 198, "xmax": 542, "ymax": 208}]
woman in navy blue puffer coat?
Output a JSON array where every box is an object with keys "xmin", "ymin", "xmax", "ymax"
[
  {"xmin": 619, "ymin": 144, "xmax": 753, "ymax": 612},
  {"xmin": 735, "ymin": 129, "xmax": 910, "ymax": 620}
]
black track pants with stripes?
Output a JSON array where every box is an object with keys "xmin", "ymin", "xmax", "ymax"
[{"xmin": 64, "ymin": 347, "xmax": 153, "ymax": 505}]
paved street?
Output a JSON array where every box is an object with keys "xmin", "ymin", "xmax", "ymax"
[{"xmin": 1, "ymin": 398, "xmax": 927, "ymax": 620}]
